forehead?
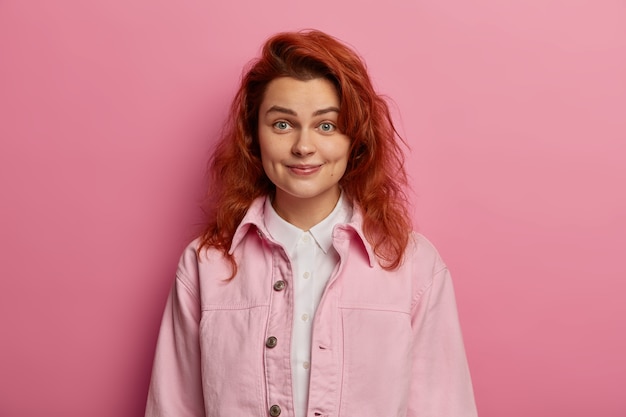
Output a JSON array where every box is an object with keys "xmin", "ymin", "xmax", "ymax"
[{"xmin": 260, "ymin": 77, "xmax": 340, "ymax": 110}]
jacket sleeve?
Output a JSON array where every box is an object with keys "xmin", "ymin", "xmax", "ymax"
[
  {"xmin": 145, "ymin": 272, "xmax": 206, "ymax": 417},
  {"xmin": 408, "ymin": 265, "xmax": 478, "ymax": 417}
]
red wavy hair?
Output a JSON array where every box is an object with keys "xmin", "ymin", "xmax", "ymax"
[{"xmin": 198, "ymin": 30, "xmax": 411, "ymax": 274}]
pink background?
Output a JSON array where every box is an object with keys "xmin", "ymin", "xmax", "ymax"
[{"xmin": 1, "ymin": 0, "xmax": 625, "ymax": 416}]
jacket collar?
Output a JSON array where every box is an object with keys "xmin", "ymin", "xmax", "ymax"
[{"xmin": 229, "ymin": 196, "xmax": 376, "ymax": 267}]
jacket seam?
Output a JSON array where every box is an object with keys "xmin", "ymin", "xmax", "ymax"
[
  {"xmin": 175, "ymin": 271, "xmax": 200, "ymax": 302},
  {"xmin": 411, "ymin": 264, "xmax": 448, "ymax": 309},
  {"xmin": 338, "ymin": 305, "xmax": 411, "ymax": 315},
  {"xmin": 201, "ymin": 304, "xmax": 269, "ymax": 311}
]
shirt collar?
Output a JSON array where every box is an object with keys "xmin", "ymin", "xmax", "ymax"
[
  {"xmin": 229, "ymin": 195, "xmax": 375, "ymax": 267},
  {"xmin": 263, "ymin": 193, "xmax": 352, "ymax": 256},
  {"xmin": 309, "ymin": 193, "xmax": 352, "ymax": 253},
  {"xmin": 263, "ymin": 197, "xmax": 302, "ymax": 256}
]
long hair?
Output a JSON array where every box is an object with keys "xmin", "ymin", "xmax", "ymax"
[{"xmin": 198, "ymin": 30, "xmax": 411, "ymax": 275}]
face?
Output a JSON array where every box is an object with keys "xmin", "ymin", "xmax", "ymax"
[{"xmin": 258, "ymin": 76, "xmax": 351, "ymax": 216}]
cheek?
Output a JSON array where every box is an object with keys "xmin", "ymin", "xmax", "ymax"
[
  {"xmin": 333, "ymin": 143, "xmax": 351, "ymax": 177},
  {"xmin": 259, "ymin": 151, "xmax": 274, "ymax": 177},
  {"xmin": 258, "ymin": 140, "xmax": 282, "ymax": 183},
  {"xmin": 258, "ymin": 129, "xmax": 285, "ymax": 161},
  {"xmin": 258, "ymin": 135, "xmax": 274, "ymax": 164},
  {"xmin": 336, "ymin": 140, "xmax": 352, "ymax": 165}
]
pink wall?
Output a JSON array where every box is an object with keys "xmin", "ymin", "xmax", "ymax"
[{"xmin": 1, "ymin": 1, "xmax": 624, "ymax": 416}]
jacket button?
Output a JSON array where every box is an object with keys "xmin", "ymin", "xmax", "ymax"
[
  {"xmin": 269, "ymin": 404, "xmax": 281, "ymax": 416},
  {"xmin": 265, "ymin": 336, "xmax": 278, "ymax": 348},
  {"xmin": 273, "ymin": 280, "xmax": 286, "ymax": 291}
]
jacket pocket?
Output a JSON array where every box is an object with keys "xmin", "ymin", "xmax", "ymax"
[
  {"xmin": 199, "ymin": 306, "xmax": 268, "ymax": 416},
  {"xmin": 339, "ymin": 307, "xmax": 412, "ymax": 417}
]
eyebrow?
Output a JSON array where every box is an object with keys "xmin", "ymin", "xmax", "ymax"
[{"xmin": 265, "ymin": 105, "xmax": 340, "ymax": 117}]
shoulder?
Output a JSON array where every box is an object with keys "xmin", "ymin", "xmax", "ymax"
[
  {"xmin": 410, "ymin": 232, "xmax": 446, "ymax": 263},
  {"xmin": 174, "ymin": 238, "xmax": 234, "ymax": 293},
  {"xmin": 405, "ymin": 232, "xmax": 449, "ymax": 278}
]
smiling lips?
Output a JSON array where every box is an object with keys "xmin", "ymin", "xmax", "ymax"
[{"xmin": 287, "ymin": 164, "xmax": 322, "ymax": 175}]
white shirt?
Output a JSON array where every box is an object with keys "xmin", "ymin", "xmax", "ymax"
[{"xmin": 264, "ymin": 194, "xmax": 351, "ymax": 417}]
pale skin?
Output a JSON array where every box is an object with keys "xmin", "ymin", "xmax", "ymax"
[{"xmin": 258, "ymin": 76, "xmax": 351, "ymax": 231}]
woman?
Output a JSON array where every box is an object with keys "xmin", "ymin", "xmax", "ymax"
[{"xmin": 146, "ymin": 30, "xmax": 477, "ymax": 417}]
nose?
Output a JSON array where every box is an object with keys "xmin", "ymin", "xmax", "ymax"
[{"xmin": 291, "ymin": 129, "xmax": 316, "ymax": 157}]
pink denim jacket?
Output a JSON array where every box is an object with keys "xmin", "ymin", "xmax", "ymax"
[{"xmin": 145, "ymin": 197, "xmax": 477, "ymax": 417}]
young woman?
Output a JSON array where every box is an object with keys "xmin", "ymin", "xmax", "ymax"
[{"xmin": 146, "ymin": 30, "xmax": 477, "ymax": 417}]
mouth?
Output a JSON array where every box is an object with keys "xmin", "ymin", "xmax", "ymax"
[{"xmin": 287, "ymin": 164, "xmax": 322, "ymax": 175}]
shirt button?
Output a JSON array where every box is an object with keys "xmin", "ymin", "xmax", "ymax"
[
  {"xmin": 303, "ymin": 271, "xmax": 310, "ymax": 279},
  {"xmin": 265, "ymin": 336, "xmax": 278, "ymax": 348},
  {"xmin": 273, "ymin": 280, "xmax": 286, "ymax": 291},
  {"xmin": 303, "ymin": 361, "xmax": 310, "ymax": 370},
  {"xmin": 302, "ymin": 235, "xmax": 310, "ymax": 243},
  {"xmin": 269, "ymin": 404, "xmax": 281, "ymax": 416},
  {"xmin": 301, "ymin": 313, "xmax": 309, "ymax": 322}
]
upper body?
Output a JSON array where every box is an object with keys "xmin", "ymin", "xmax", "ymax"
[
  {"xmin": 145, "ymin": 29, "xmax": 477, "ymax": 417},
  {"xmin": 146, "ymin": 196, "xmax": 476, "ymax": 417}
]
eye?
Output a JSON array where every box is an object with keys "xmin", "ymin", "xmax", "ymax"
[
  {"xmin": 319, "ymin": 122, "xmax": 336, "ymax": 133},
  {"xmin": 273, "ymin": 121, "xmax": 290, "ymax": 130}
]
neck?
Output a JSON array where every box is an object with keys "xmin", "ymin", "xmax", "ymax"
[{"xmin": 272, "ymin": 190, "xmax": 341, "ymax": 231}]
